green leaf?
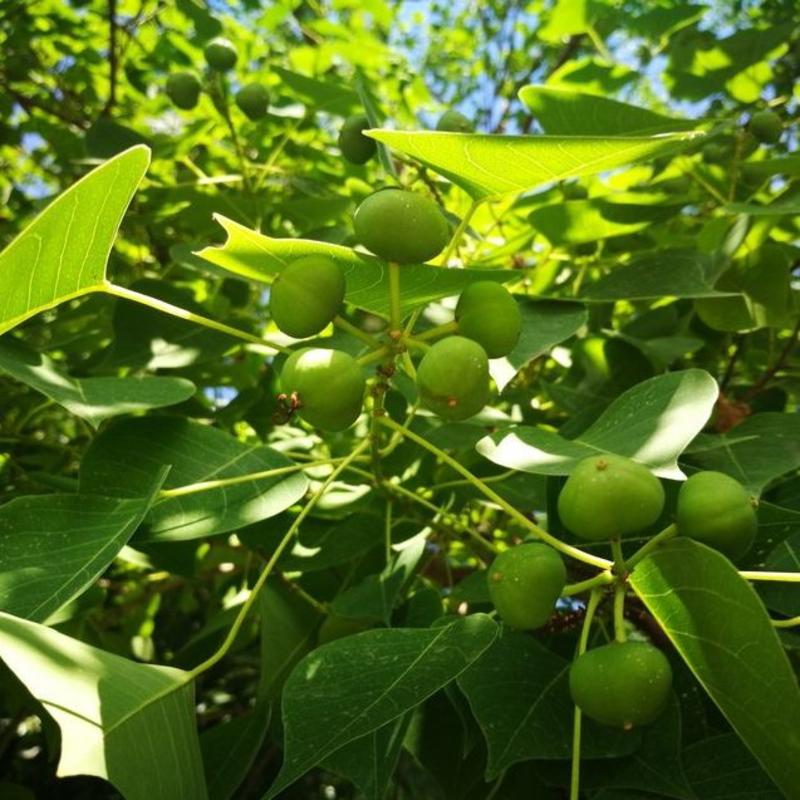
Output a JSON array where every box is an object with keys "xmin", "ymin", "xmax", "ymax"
[
  {"xmin": 760, "ymin": 532, "xmax": 800, "ymax": 616},
  {"xmin": 490, "ymin": 300, "xmax": 587, "ymax": 392},
  {"xmin": 366, "ymin": 129, "xmax": 701, "ymax": 199},
  {"xmin": 457, "ymin": 629, "xmax": 640, "ymax": 778},
  {"xmin": 0, "ymin": 337, "xmax": 195, "ymax": 426},
  {"xmin": 80, "ymin": 417, "xmax": 308, "ymax": 542},
  {"xmin": 478, "ymin": 369, "xmax": 718, "ymax": 479},
  {"xmin": 0, "ymin": 612, "xmax": 207, "ymax": 800},
  {"xmin": 273, "ymin": 66, "xmax": 360, "ymax": 115},
  {"xmin": 0, "ymin": 146, "xmax": 150, "ymax": 335},
  {"xmin": 201, "ymin": 705, "xmax": 270, "ymax": 800},
  {"xmin": 519, "ymin": 86, "xmax": 695, "ymax": 135},
  {"xmin": 0, "ymin": 469, "xmax": 167, "ymax": 622},
  {"xmin": 630, "ymin": 539, "xmax": 800, "ymax": 798},
  {"xmin": 195, "ymin": 215, "xmax": 517, "ymax": 317},
  {"xmin": 321, "ymin": 714, "xmax": 412, "ymax": 800},
  {"xmin": 265, "ymin": 614, "xmax": 498, "ymax": 797},
  {"xmin": 684, "ymin": 412, "xmax": 800, "ymax": 494},
  {"xmin": 580, "ymin": 251, "xmax": 731, "ymax": 301}
]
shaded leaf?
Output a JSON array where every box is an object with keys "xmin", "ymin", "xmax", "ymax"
[
  {"xmin": 478, "ymin": 369, "xmax": 718, "ymax": 479},
  {"xmin": 630, "ymin": 539, "xmax": 800, "ymax": 798}
]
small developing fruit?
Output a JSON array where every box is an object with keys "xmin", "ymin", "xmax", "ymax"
[
  {"xmin": 235, "ymin": 83, "xmax": 269, "ymax": 120},
  {"xmin": 280, "ymin": 348, "xmax": 365, "ymax": 431},
  {"xmin": 416, "ymin": 336, "xmax": 489, "ymax": 421},
  {"xmin": 569, "ymin": 641, "xmax": 673, "ymax": 729},
  {"xmin": 487, "ymin": 543, "xmax": 566, "ymax": 630},
  {"xmin": 436, "ymin": 110, "xmax": 473, "ymax": 132},
  {"xmin": 456, "ymin": 281, "xmax": 521, "ymax": 358},
  {"xmin": 166, "ymin": 72, "xmax": 201, "ymax": 110},
  {"xmin": 353, "ymin": 188, "xmax": 449, "ymax": 264},
  {"xmin": 339, "ymin": 114, "xmax": 377, "ymax": 165},
  {"xmin": 749, "ymin": 110, "xmax": 782, "ymax": 144},
  {"xmin": 204, "ymin": 37, "xmax": 237, "ymax": 71},
  {"xmin": 269, "ymin": 255, "xmax": 346, "ymax": 338},
  {"xmin": 557, "ymin": 454, "xmax": 665, "ymax": 541},
  {"xmin": 676, "ymin": 471, "xmax": 757, "ymax": 561}
]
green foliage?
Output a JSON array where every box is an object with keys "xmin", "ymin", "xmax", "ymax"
[{"xmin": 0, "ymin": 1, "xmax": 798, "ymax": 798}]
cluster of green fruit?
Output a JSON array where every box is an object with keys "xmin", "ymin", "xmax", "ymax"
[
  {"xmin": 487, "ymin": 455, "xmax": 758, "ymax": 730},
  {"xmin": 165, "ymin": 37, "xmax": 269, "ymax": 120},
  {"xmin": 338, "ymin": 108, "xmax": 473, "ymax": 165},
  {"xmin": 270, "ymin": 186, "xmax": 521, "ymax": 431}
]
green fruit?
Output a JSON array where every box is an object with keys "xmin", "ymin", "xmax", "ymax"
[
  {"xmin": 339, "ymin": 114, "xmax": 377, "ymax": 165},
  {"xmin": 676, "ymin": 471, "xmax": 757, "ymax": 560},
  {"xmin": 436, "ymin": 110, "xmax": 473, "ymax": 132},
  {"xmin": 280, "ymin": 348, "xmax": 365, "ymax": 431},
  {"xmin": 749, "ymin": 110, "xmax": 782, "ymax": 144},
  {"xmin": 487, "ymin": 543, "xmax": 566, "ymax": 630},
  {"xmin": 204, "ymin": 37, "xmax": 237, "ymax": 71},
  {"xmin": 165, "ymin": 72, "xmax": 201, "ymax": 110},
  {"xmin": 569, "ymin": 641, "xmax": 673, "ymax": 729},
  {"xmin": 416, "ymin": 336, "xmax": 489, "ymax": 421},
  {"xmin": 558, "ymin": 454, "xmax": 665, "ymax": 541},
  {"xmin": 235, "ymin": 83, "xmax": 269, "ymax": 120},
  {"xmin": 353, "ymin": 189, "xmax": 449, "ymax": 264},
  {"xmin": 455, "ymin": 281, "xmax": 521, "ymax": 358},
  {"xmin": 270, "ymin": 256, "xmax": 346, "ymax": 338}
]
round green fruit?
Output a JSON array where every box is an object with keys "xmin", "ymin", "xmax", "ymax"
[
  {"xmin": 487, "ymin": 543, "xmax": 566, "ymax": 630},
  {"xmin": 235, "ymin": 83, "xmax": 269, "ymax": 120},
  {"xmin": 455, "ymin": 281, "xmax": 521, "ymax": 358},
  {"xmin": 339, "ymin": 114, "xmax": 377, "ymax": 165},
  {"xmin": 557, "ymin": 454, "xmax": 665, "ymax": 541},
  {"xmin": 416, "ymin": 336, "xmax": 489, "ymax": 421},
  {"xmin": 204, "ymin": 37, "xmax": 237, "ymax": 71},
  {"xmin": 353, "ymin": 188, "xmax": 449, "ymax": 264},
  {"xmin": 676, "ymin": 471, "xmax": 757, "ymax": 560},
  {"xmin": 569, "ymin": 641, "xmax": 673, "ymax": 729},
  {"xmin": 436, "ymin": 110, "xmax": 473, "ymax": 132},
  {"xmin": 280, "ymin": 348, "xmax": 365, "ymax": 431},
  {"xmin": 749, "ymin": 110, "xmax": 782, "ymax": 144},
  {"xmin": 166, "ymin": 72, "xmax": 201, "ymax": 110},
  {"xmin": 270, "ymin": 256, "xmax": 346, "ymax": 338}
]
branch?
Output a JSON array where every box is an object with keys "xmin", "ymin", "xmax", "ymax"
[{"xmin": 102, "ymin": 0, "xmax": 119, "ymax": 115}]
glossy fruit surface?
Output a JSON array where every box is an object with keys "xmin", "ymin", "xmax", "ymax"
[
  {"xmin": 558, "ymin": 454, "xmax": 665, "ymax": 541},
  {"xmin": 456, "ymin": 281, "xmax": 521, "ymax": 358},
  {"xmin": 750, "ymin": 110, "xmax": 782, "ymax": 144},
  {"xmin": 204, "ymin": 38, "xmax": 237, "ymax": 71},
  {"xmin": 280, "ymin": 348, "xmax": 365, "ymax": 431},
  {"xmin": 353, "ymin": 189, "xmax": 449, "ymax": 264},
  {"xmin": 235, "ymin": 83, "xmax": 269, "ymax": 120},
  {"xmin": 166, "ymin": 72, "xmax": 201, "ymax": 110},
  {"xmin": 436, "ymin": 110, "xmax": 473, "ymax": 132},
  {"xmin": 569, "ymin": 641, "xmax": 673, "ymax": 729},
  {"xmin": 676, "ymin": 471, "xmax": 757, "ymax": 560},
  {"xmin": 339, "ymin": 114, "xmax": 377, "ymax": 165},
  {"xmin": 270, "ymin": 255, "xmax": 345, "ymax": 338},
  {"xmin": 487, "ymin": 543, "xmax": 566, "ymax": 630},
  {"xmin": 416, "ymin": 336, "xmax": 489, "ymax": 421}
]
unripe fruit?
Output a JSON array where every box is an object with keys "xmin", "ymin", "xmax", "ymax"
[
  {"xmin": 487, "ymin": 543, "xmax": 566, "ymax": 630},
  {"xmin": 235, "ymin": 83, "xmax": 269, "ymax": 120},
  {"xmin": 166, "ymin": 72, "xmax": 201, "ymax": 110},
  {"xmin": 280, "ymin": 348, "xmax": 365, "ymax": 431},
  {"xmin": 676, "ymin": 471, "xmax": 757, "ymax": 560},
  {"xmin": 353, "ymin": 189, "xmax": 449, "ymax": 264},
  {"xmin": 456, "ymin": 281, "xmax": 521, "ymax": 358},
  {"xmin": 270, "ymin": 256, "xmax": 345, "ymax": 338},
  {"xmin": 749, "ymin": 110, "xmax": 782, "ymax": 144},
  {"xmin": 416, "ymin": 336, "xmax": 489, "ymax": 421},
  {"xmin": 569, "ymin": 641, "xmax": 673, "ymax": 729},
  {"xmin": 204, "ymin": 38, "xmax": 237, "ymax": 72},
  {"xmin": 339, "ymin": 114, "xmax": 377, "ymax": 165},
  {"xmin": 557, "ymin": 454, "xmax": 665, "ymax": 541},
  {"xmin": 436, "ymin": 110, "xmax": 473, "ymax": 132}
]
